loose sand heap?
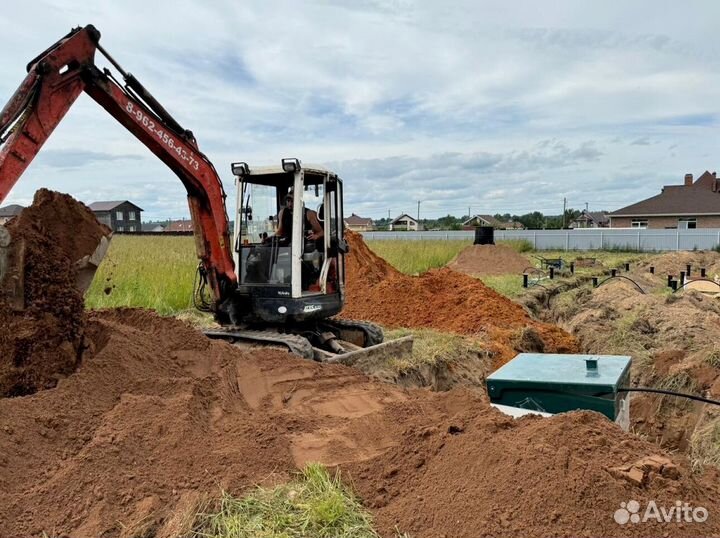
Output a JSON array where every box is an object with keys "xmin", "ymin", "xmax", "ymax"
[
  {"xmin": 341, "ymin": 231, "xmax": 576, "ymax": 363},
  {"xmin": 447, "ymin": 243, "xmax": 531, "ymax": 276},
  {"xmin": 0, "ymin": 189, "xmax": 109, "ymax": 397},
  {"xmin": 3, "ymin": 195, "xmax": 720, "ymax": 537}
]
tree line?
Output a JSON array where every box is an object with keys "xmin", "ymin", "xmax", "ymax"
[{"xmin": 374, "ymin": 209, "xmax": 594, "ymax": 230}]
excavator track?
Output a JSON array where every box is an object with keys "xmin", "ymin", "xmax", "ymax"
[{"xmin": 203, "ymin": 328, "xmax": 315, "ymax": 360}]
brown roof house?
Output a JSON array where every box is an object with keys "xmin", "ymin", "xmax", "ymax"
[
  {"xmin": 462, "ymin": 215, "xmax": 525, "ymax": 230},
  {"xmin": 344, "ymin": 213, "xmax": 374, "ymax": 232},
  {"xmin": 609, "ymin": 171, "xmax": 720, "ymax": 229},
  {"xmin": 569, "ymin": 210, "xmax": 609, "ymax": 229},
  {"xmin": 0, "ymin": 204, "xmax": 24, "ymax": 225},
  {"xmin": 389, "ymin": 213, "xmax": 423, "ymax": 231}
]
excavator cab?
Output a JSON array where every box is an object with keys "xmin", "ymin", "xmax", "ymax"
[{"xmin": 230, "ymin": 159, "xmax": 348, "ymax": 324}]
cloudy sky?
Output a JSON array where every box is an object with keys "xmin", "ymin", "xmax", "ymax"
[{"xmin": 1, "ymin": 1, "xmax": 718, "ymax": 220}]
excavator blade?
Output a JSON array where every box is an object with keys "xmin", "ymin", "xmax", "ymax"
[
  {"xmin": 0, "ymin": 225, "xmax": 25, "ymax": 310},
  {"xmin": 0, "ymin": 225, "xmax": 111, "ymax": 310},
  {"xmin": 322, "ymin": 335, "xmax": 415, "ymax": 366}
]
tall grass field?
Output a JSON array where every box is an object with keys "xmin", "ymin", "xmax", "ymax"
[{"xmin": 85, "ymin": 235, "xmax": 197, "ymax": 314}]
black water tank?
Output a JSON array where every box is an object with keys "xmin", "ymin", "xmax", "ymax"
[{"xmin": 474, "ymin": 226, "xmax": 494, "ymax": 245}]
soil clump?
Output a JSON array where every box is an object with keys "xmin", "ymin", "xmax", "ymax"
[{"xmin": 0, "ymin": 189, "xmax": 110, "ymax": 397}]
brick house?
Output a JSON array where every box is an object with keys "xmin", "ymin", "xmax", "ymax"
[
  {"xmin": 609, "ymin": 171, "xmax": 720, "ymax": 229},
  {"xmin": 462, "ymin": 214, "xmax": 525, "ymax": 230},
  {"xmin": 344, "ymin": 213, "xmax": 374, "ymax": 232},
  {"xmin": 88, "ymin": 201, "xmax": 143, "ymax": 232}
]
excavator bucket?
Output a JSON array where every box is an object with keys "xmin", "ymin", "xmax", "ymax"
[
  {"xmin": 74, "ymin": 235, "xmax": 112, "ymax": 295},
  {"xmin": 0, "ymin": 224, "xmax": 111, "ymax": 310}
]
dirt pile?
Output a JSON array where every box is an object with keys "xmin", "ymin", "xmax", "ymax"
[
  {"xmin": 0, "ymin": 189, "xmax": 110, "ymax": 397},
  {"xmin": 350, "ymin": 406, "xmax": 720, "ymax": 538},
  {"xmin": 529, "ymin": 251, "xmax": 720, "ymax": 460},
  {"xmin": 635, "ymin": 250, "xmax": 720, "ymax": 282},
  {"xmin": 447, "ymin": 243, "xmax": 531, "ymax": 275},
  {"xmin": 2, "ymin": 309, "xmax": 720, "ymax": 537},
  {"xmin": 342, "ymin": 231, "xmax": 576, "ymax": 364}
]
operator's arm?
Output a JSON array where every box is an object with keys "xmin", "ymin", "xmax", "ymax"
[
  {"xmin": 306, "ymin": 210, "xmax": 323, "ymax": 241},
  {"xmin": 275, "ymin": 208, "xmax": 288, "ymax": 239}
]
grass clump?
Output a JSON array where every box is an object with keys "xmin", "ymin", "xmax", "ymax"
[
  {"xmin": 705, "ymin": 346, "xmax": 720, "ymax": 368},
  {"xmin": 366, "ymin": 239, "xmax": 470, "ymax": 274},
  {"xmin": 385, "ymin": 328, "xmax": 489, "ymax": 373},
  {"xmin": 479, "ymin": 274, "xmax": 526, "ymax": 298},
  {"xmin": 690, "ymin": 416, "xmax": 720, "ymax": 472},
  {"xmin": 497, "ymin": 239, "xmax": 533, "ymax": 253},
  {"xmin": 191, "ymin": 463, "xmax": 383, "ymax": 538},
  {"xmin": 655, "ymin": 371, "xmax": 699, "ymax": 411}
]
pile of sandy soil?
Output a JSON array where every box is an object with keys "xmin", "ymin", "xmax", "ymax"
[
  {"xmin": 341, "ymin": 231, "xmax": 577, "ymax": 364},
  {"xmin": 2, "ymin": 308, "xmax": 720, "ymax": 537},
  {"xmin": 0, "ymin": 189, "xmax": 109, "ymax": 396},
  {"xmin": 447, "ymin": 243, "xmax": 531, "ymax": 275}
]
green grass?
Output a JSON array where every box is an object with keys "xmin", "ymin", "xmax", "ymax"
[
  {"xmin": 85, "ymin": 235, "xmax": 197, "ymax": 315},
  {"xmin": 191, "ymin": 463, "xmax": 390, "ymax": 538},
  {"xmin": 496, "ymin": 239, "xmax": 533, "ymax": 253},
  {"xmin": 690, "ymin": 416, "xmax": 720, "ymax": 472},
  {"xmin": 533, "ymin": 250, "xmax": 653, "ymax": 274},
  {"xmin": 365, "ymin": 239, "xmax": 470, "ymax": 274},
  {"xmin": 479, "ymin": 274, "xmax": 526, "ymax": 297},
  {"xmin": 385, "ymin": 327, "xmax": 490, "ymax": 372}
]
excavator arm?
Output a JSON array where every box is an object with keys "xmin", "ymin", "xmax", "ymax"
[{"xmin": 0, "ymin": 25, "xmax": 236, "ymax": 308}]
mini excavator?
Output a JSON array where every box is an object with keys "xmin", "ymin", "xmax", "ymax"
[{"xmin": 0, "ymin": 25, "xmax": 412, "ymax": 362}]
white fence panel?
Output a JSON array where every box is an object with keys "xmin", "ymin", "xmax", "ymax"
[{"xmin": 360, "ymin": 229, "xmax": 720, "ymax": 252}]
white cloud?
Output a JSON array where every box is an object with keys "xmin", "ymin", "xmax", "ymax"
[{"xmin": 0, "ymin": 0, "xmax": 718, "ymax": 219}]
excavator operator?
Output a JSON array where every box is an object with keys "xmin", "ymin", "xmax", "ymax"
[{"xmin": 274, "ymin": 192, "xmax": 324, "ymax": 247}]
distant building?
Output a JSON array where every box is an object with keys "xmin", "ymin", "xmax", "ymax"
[
  {"xmin": 569, "ymin": 210, "xmax": 609, "ymax": 229},
  {"xmin": 165, "ymin": 219, "xmax": 194, "ymax": 233},
  {"xmin": 609, "ymin": 171, "xmax": 720, "ymax": 229},
  {"xmin": 389, "ymin": 213, "xmax": 422, "ymax": 231},
  {"xmin": 142, "ymin": 222, "xmax": 166, "ymax": 233},
  {"xmin": 344, "ymin": 213, "xmax": 374, "ymax": 232},
  {"xmin": 462, "ymin": 214, "xmax": 524, "ymax": 230},
  {"xmin": 0, "ymin": 204, "xmax": 24, "ymax": 225},
  {"xmin": 88, "ymin": 201, "xmax": 143, "ymax": 232}
]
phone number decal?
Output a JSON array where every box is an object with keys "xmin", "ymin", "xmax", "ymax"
[{"xmin": 125, "ymin": 102, "xmax": 200, "ymax": 170}]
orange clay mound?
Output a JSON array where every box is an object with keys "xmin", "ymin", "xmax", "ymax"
[{"xmin": 341, "ymin": 231, "xmax": 576, "ymax": 363}]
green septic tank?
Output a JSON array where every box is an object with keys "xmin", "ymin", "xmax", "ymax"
[{"xmin": 486, "ymin": 353, "xmax": 631, "ymax": 429}]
